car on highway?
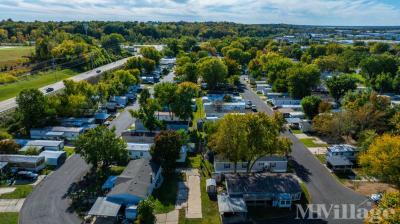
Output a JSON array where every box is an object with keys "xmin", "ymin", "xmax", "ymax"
[
  {"xmin": 45, "ymin": 87, "xmax": 54, "ymax": 93},
  {"xmin": 96, "ymin": 70, "xmax": 101, "ymax": 73}
]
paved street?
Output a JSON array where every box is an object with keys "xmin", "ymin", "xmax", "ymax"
[
  {"xmin": 0, "ymin": 57, "xmax": 131, "ymax": 114},
  {"xmin": 239, "ymin": 78, "xmax": 371, "ymax": 224},
  {"xmin": 19, "ymin": 68, "xmax": 175, "ymax": 224}
]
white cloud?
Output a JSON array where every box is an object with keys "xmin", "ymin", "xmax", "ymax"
[{"xmin": 0, "ymin": 0, "xmax": 399, "ymax": 25}]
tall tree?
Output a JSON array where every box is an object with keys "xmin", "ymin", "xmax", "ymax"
[
  {"xmin": 325, "ymin": 74, "xmax": 358, "ymax": 103},
  {"xmin": 209, "ymin": 114, "xmax": 247, "ymax": 173},
  {"xmin": 75, "ymin": 126, "xmax": 128, "ymax": 172},
  {"xmin": 197, "ymin": 57, "xmax": 227, "ymax": 90},
  {"xmin": 359, "ymin": 134, "xmax": 400, "ymax": 187},
  {"xmin": 138, "ymin": 88, "xmax": 151, "ymax": 107},
  {"xmin": 154, "ymin": 82, "xmax": 178, "ymax": 116},
  {"xmin": 135, "ymin": 199, "xmax": 156, "ymax": 224},
  {"xmin": 171, "ymin": 82, "xmax": 200, "ymax": 121},
  {"xmin": 16, "ymin": 89, "xmax": 49, "ymax": 131},
  {"xmin": 130, "ymin": 99, "xmax": 161, "ymax": 133},
  {"xmin": 140, "ymin": 46, "xmax": 161, "ymax": 64},
  {"xmin": 301, "ymin": 96, "xmax": 322, "ymax": 119},
  {"xmin": 101, "ymin": 33, "xmax": 125, "ymax": 54},
  {"xmin": 151, "ymin": 130, "xmax": 182, "ymax": 175}
]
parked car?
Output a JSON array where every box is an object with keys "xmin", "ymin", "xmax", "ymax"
[
  {"xmin": 251, "ymin": 105, "xmax": 257, "ymax": 112},
  {"xmin": 96, "ymin": 70, "xmax": 101, "ymax": 73},
  {"xmin": 45, "ymin": 87, "xmax": 54, "ymax": 93},
  {"xmin": 245, "ymin": 100, "xmax": 252, "ymax": 109},
  {"xmin": 370, "ymin": 193, "xmax": 382, "ymax": 203},
  {"xmin": 17, "ymin": 171, "xmax": 38, "ymax": 180}
]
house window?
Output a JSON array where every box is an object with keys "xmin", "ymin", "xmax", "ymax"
[
  {"xmin": 224, "ymin": 163, "xmax": 231, "ymax": 169},
  {"xmin": 242, "ymin": 163, "xmax": 247, "ymax": 168},
  {"xmin": 140, "ymin": 152, "xmax": 143, "ymax": 156},
  {"xmin": 270, "ymin": 163, "xmax": 276, "ymax": 167},
  {"xmin": 258, "ymin": 163, "xmax": 263, "ymax": 167}
]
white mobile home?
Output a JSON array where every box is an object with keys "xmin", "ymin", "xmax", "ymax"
[{"xmin": 214, "ymin": 156, "xmax": 288, "ymax": 174}]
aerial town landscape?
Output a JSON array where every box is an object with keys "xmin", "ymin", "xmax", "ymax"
[{"xmin": 0, "ymin": 1, "xmax": 399, "ymax": 224}]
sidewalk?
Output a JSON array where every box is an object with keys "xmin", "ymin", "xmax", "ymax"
[
  {"xmin": 186, "ymin": 169, "xmax": 202, "ymax": 219},
  {"xmin": 0, "ymin": 199, "xmax": 25, "ymax": 212}
]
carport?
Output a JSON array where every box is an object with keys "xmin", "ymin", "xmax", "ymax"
[{"xmin": 88, "ymin": 197, "xmax": 121, "ymax": 218}]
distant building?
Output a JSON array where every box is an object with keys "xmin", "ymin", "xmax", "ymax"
[
  {"xmin": 39, "ymin": 150, "xmax": 67, "ymax": 167},
  {"xmin": 30, "ymin": 126, "xmax": 85, "ymax": 141},
  {"xmin": 326, "ymin": 145, "xmax": 358, "ymax": 172}
]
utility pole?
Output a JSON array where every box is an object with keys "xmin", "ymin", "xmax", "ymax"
[{"xmin": 83, "ymin": 22, "xmax": 89, "ymax": 36}]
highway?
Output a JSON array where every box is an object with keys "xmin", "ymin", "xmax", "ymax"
[{"xmin": 0, "ymin": 57, "xmax": 131, "ymax": 114}]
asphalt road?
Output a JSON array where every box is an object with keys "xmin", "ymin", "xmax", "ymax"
[
  {"xmin": 239, "ymin": 78, "xmax": 371, "ymax": 224},
  {"xmin": 0, "ymin": 57, "xmax": 131, "ymax": 114},
  {"xmin": 19, "ymin": 69, "xmax": 175, "ymax": 224}
]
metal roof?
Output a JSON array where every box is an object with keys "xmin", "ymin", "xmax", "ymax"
[
  {"xmin": 206, "ymin": 178, "xmax": 216, "ymax": 187},
  {"xmin": 327, "ymin": 156, "xmax": 353, "ymax": 166},
  {"xmin": 225, "ymin": 173, "xmax": 301, "ymax": 195},
  {"xmin": 39, "ymin": 150, "xmax": 66, "ymax": 159},
  {"xmin": 88, "ymin": 197, "xmax": 121, "ymax": 217},
  {"xmin": 327, "ymin": 144, "xmax": 356, "ymax": 153},
  {"xmin": 0, "ymin": 154, "xmax": 45, "ymax": 164},
  {"xmin": 27, "ymin": 140, "xmax": 63, "ymax": 147},
  {"xmin": 217, "ymin": 195, "xmax": 247, "ymax": 213},
  {"xmin": 126, "ymin": 143, "xmax": 152, "ymax": 152}
]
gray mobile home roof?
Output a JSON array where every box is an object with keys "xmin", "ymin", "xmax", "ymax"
[
  {"xmin": 27, "ymin": 140, "xmax": 63, "ymax": 147},
  {"xmin": 39, "ymin": 150, "xmax": 66, "ymax": 159},
  {"xmin": 126, "ymin": 143, "xmax": 152, "ymax": 152},
  {"xmin": 19, "ymin": 145, "xmax": 44, "ymax": 153},
  {"xmin": 88, "ymin": 197, "xmax": 121, "ymax": 217},
  {"xmin": 327, "ymin": 144, "xmax": 356, "ymax": 153},
  {"xmin": 225, "ymin": 173, "xmax": 301, "ymax": 195},
  {"xmin": 0, "ymin": 154, "xmax": 45, "ymax": 164},
  {"xmin": 218, "ymin": 195, "xmax": 247, "ymax": 213},
  {"xmin": 108, "ymin": 158, "xmax": 160, "ymax": 199},
  {"xmin": 327, "ymin": 156, "xmax": 353, "ymax": 166}
]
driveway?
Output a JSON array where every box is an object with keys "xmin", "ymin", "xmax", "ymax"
[{"xmin": 239, "ymin": 78, "xmax": 371, "ymax": 224}]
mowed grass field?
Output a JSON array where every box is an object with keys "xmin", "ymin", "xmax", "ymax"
[
  {"xmin": 0, "ymin": 46, "xmax": 34, "ymax": 67},
  {"xmin": 0, "ymin": 69, "xmax": 77, "ymax": 101}
]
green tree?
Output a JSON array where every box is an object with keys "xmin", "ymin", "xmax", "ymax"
[
  {"xmin": 175, "ymin": 62, "xmax": 198, "ymax": 83},
  {"xmin": 244, "ymin": 113, "xmax": 282, "ymax": 172},
  {"xmin": 151, "ymin": 130, "xmax": 182, "ymax": 175},
  {"xmin": 138, "ymin": 88, "xmax": 151, "ymax": 107},
  {"xmin": 287, "ymin": 64, "xmax": 320, "ymax": 99},
  {"xmin": 197, "ymin": 57, "xmax": 227, "ymax": 90},
  {"xmin": 130, "ymin": 99, "xmax": 162, "ymax": 133},
  {"xmin": 171, "ymin": 82, "xmax": 200, "ymax": 121},
  {"xmin": 209, "ymin": 114, "xmax": 248, "ymax": 173},
  {"xmin": 301, "ymin": 96, "xmax": 322, "ymax": 119},
  {"xmin": 16, "ymin": 89, "xmax": 49, "ymax": 131},
  {"xmin": 154, "ymin": 82, "xmax": 178, "ymax": 116},
  {"xmin": 75, "ymin": 126, "xmax": 127, "ymax": 172},
  {"xmin": 140, "ymin": 46, "xmax": 161, "ymax": 64},
  {"xmin": 135, "ymin": 199, "xmax": 156, "ymax": 224},
  {"xmin": 365, "ymin": 191, "xmax": 400, "ymax": 224},
  {"xmin": 142, "ymin": 58, "xmax": 156, "ymax": 74},
  {"xmin": 325, "ymin": 74, "xmax": 358, "ymax": 103},
  {"xmin": 101, "ymin": 33, "xmax": 125, "ymax": 54}
]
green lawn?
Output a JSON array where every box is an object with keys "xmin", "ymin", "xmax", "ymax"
[
  {"xmin": 64, "ymin": 146, "xmax": 75, "ymax": 157},
  {"xmin": 192, "ymin": 98, "xmax": 205, "ymax": 130},
  {"xmin": 152, "ymin": 175, "xmax": 180, "ymax": 214},
  {"xmin": 188, "ymin": 155, "xmax": 202, "ymax": 169},
  {"xmin": 0, "ymin": 69, "xmax": 77, "ymax": 101},
  {"xmin": 292, "ymin": 129, "xmax": 303, "ymax": 134},
  {"xmin": 0, "ymin": 46, "xmax": 33, "ymax": 67},
  {"xmin": 0, "ymin": 212, "xmax": 18, "ymax": 224},
  {"xmin": 0, "ymin": 185, "xmax": 33, "ymax": 199},
  {"xmin": 315, "ymin": 154, "xmax": 327, "ymax": 164},
  {"xmin": 299, "ymin": 138, "xmax": 328, "ymax": 147},
  {"xmin": 179, "ymin": 156, "xmax": 220, "ymax": 224}
]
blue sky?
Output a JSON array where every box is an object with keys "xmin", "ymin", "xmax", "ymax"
[{"xmin": 0, "ymin": 0, "xmax": 399, "ymax": 26}]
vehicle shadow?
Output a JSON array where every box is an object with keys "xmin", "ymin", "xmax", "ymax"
[{"xmin": 290, "ymin": 159, "xmax": 312, "ymax": 183}]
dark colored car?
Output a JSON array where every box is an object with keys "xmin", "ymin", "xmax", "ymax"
[
  {"xmin": 45, "ymin": 87, "xmax": 54, "ymax": 93},
  {"xmin": 96, "ymin": 70, "xmax": 101, "ymax": 73}
]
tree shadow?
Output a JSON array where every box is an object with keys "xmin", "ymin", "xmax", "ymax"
[{"xmin": 290, "ymin": 159, "xmax": 312, "ymax": 183}]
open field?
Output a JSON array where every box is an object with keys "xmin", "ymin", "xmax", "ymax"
[
  {"xmin": 0, "ymin": 46, "xmax": 34, "ymax": 67},
  {"xmin": 0, "ymin": 69, "xmax": 77, "ymax": 101}
]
